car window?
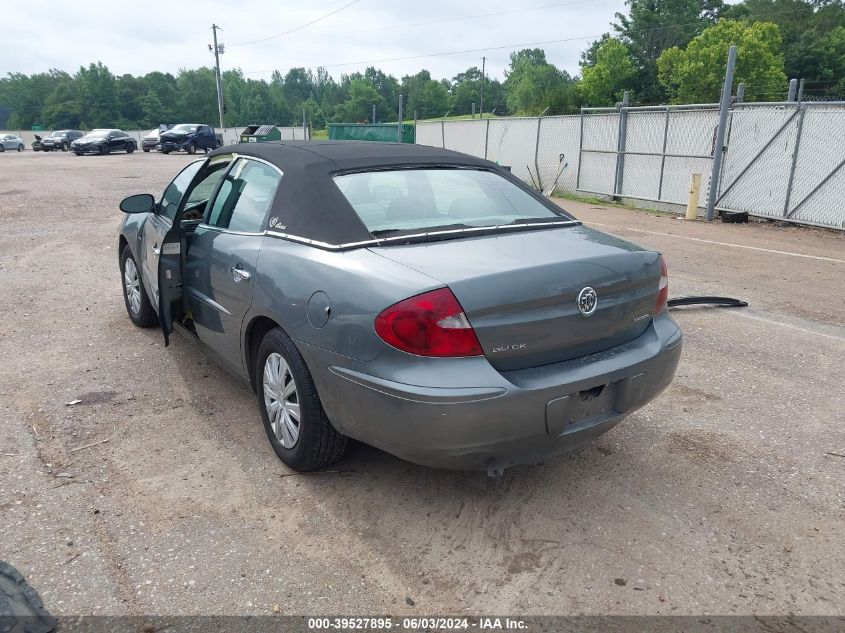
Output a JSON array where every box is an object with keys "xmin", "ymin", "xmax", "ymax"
[
  {"xmin": 159, "ymin": 160, "xmax": 205, "ymax": 221},
  {"xmin": 207, "ymin": 159, "xmax": 282, "ymax": 233},
  {"xmin": 333, "ymin": 168, "xmax": 563, "ymax": 235},
  {"xmin": 186, "ymin": 159, "xmax": 231, "ymax": 206}
]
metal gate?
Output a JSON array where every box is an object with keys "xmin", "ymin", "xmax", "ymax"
[
  {"xmin": 715, "ymin": 102, "xmax": 845, "ymax": 229},
  {"xmin": 576, "ymin": 104, "xmax": 719, "ymax": 209}
]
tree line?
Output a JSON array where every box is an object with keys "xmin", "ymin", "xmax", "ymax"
[{"xmin": 1, "ymin": 0, "xmax": 843, "ymax": 131}]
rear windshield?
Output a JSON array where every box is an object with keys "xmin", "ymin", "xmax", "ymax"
[{"xmin": 333, "ymin": 168, "xmax": 564, "ymax": 235}]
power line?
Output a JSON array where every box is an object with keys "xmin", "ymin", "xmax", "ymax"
[
  {"xmin": 230, "ymin": 0, "xmax": 362, "ymax": 47},
  {"xmin": 250, "ymin": 0, "xmax": 607, "ymax": 43},
  {"xmin": 240, "ymin": 5, "xmax": 817, "ymax": 76}
]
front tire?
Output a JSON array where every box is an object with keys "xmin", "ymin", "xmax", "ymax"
[
  {"xmin": 17, "ymin": 144, "xmax": 24, "ymax": 152},
  {"xmin": 143, "ymin": 147, "xmax": 150, "ymax": 153},
  {"xmin": 74, "ymin": 151, "xmax": 83, "ymax": 156},
  {"xmin": 256, "ymin": 328, "xmax": 347, "ymax": 471},
  {"xmin": 186, "ymin": 143, "xmax": 196, "ymax": 155},
  {"xmin": 61, "ymin": 142, "xmax": 68, "ymax": 151},
  {"xmin": 126, "ymin": 144, "xmax": 135, "ymax": 154},
  {"xmin": 120, "ymin": 246, "xmax": 158, "ymax": 327}
]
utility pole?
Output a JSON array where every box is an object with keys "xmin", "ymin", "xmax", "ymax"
[
  {"xmin": 210, "ymin": 25, "xmax": 225, "ymax": 129},
  {"xmin": 479, "ymin": 56, "xmax": 486, "ymax": 118}
]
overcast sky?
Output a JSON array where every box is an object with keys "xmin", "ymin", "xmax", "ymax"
[{"xmin": 3, "ymin": 0, "xmax": 630, "ymax": 82}]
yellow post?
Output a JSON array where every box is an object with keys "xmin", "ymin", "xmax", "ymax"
[{"xmin": 686, "ymin": 173, "xmax": 702, "ymax": 220}]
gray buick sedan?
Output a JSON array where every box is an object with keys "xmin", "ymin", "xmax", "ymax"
[{"xmin": 117, "ymin": 141, "xmax": 681, "ymax": 474}]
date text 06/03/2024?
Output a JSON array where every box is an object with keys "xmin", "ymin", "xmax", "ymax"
[{"xmin": 306, "ymin": 617, "xmax": 528, "ymax": 630}]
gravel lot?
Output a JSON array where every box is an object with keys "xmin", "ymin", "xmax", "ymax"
[{"xmin": 1, "ymin": 150, "xmax": 843, "ymax": 617}]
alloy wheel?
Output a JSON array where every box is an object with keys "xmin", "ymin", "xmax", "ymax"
[
  {"xmin": 123, "ymin": 257, "xmax": 142, "ymax": 317},
  {"xmin": 263, "ymin": 352, "xmax": 300, "ymax": 449}
]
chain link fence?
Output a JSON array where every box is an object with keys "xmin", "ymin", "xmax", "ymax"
[{"xmin": 416, "ymin": 101, "xmax": 845, "ymax": 230}]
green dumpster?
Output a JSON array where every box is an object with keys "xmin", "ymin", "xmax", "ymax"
[
  {"xmin": 328, "ymin": 123, "xmax": 415, "ymax": 143},
  {"xmin": 240, "ymin": 124, "xmax": 282, "ymax": 143}
]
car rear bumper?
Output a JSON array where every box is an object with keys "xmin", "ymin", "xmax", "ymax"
[{"xmin": 302, "ymin": 313, "xmax": 682, "ymax": 471}]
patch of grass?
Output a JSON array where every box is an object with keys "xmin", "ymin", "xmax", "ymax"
[
  {"xmin": 311, "ymin": 128, "xmax": 328, "ymax": 140},
  {"xmin": 554, "ymin": 191, "xmax": 624, "ymax": 207},
  {"xmin": 554, "ymin": 191, "xmax": 676, "ymax": 218}
]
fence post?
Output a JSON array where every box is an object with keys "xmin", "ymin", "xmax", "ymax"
[
  {"xmin": 657, "ymin": 106, "xmax": 671, "ymax": 200},
  {"xmin": 783, "ymin": 103, "xmax": 806, "ymax": 217},
  {"xmin": 613, "ymin": 91, "xmax": 630, "ymax": 199},
  {"xmin": 736, "ymin": 83, "xmax": 745, "ymax": 103},
  {"xmin": 575, "ymin": 108, "xmax": 585, "ymax": 191},
  {"xmin": 534, "ymin": 106, "xmax": 549, "ymax": 191},
  {"xmin": 484, "ymin": 118, "xmax": 490, "ymax": 160},
  {"xmin": 797, "ymin": 78, "xmax": 805, "ymax": 103},
  {"xmin": 705, "ymin": 45, "xmax": 736, "ymax": 221},
  {"xmin": 441, "ymin": 120, "xmax": 445, "ymax": 148},
  {"xmin": 397, "ymin": 95, "xmax": 403, "ymax": 143},
  {"xmin": 787, "ymin": 79, "xmax": 798, "ymax": 102}
]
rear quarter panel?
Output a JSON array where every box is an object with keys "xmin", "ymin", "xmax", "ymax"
[{"xmin": 247, "ymin": 237, "xmax": 442, "ymax": 363}]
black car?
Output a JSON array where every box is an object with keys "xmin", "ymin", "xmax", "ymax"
[
  {"xmin": 158, "ymin": 124, "xmax": 220, "ymax": 154},
  {"xmin": 71, "ymin": 129, "xmax": 137, "ymax": 155},
  {"xmin": 40, "ymin": 130, "xmax": 84, "ymax": 152}
]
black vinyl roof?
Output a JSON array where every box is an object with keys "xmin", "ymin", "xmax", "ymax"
[{"xmin": 208, "ymin": 140, "xmax": 548, "ymax": 247}]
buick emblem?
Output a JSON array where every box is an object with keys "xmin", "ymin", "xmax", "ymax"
[{"xmin": 577, "ymin": 287, "xmax": 598, "ymax": 316}]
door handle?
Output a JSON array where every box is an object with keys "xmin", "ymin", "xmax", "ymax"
[
  {"xmin": 231, "ymin": 266, "xmax": 251, "ymax": 282},
  {"xmin": 152, "ymin": 244, "xmax": 160, "ymax": 255}
]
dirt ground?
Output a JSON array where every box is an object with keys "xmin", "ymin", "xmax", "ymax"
[{"xmin": 1, "ymin": 150, "xmax": 843, "ymax": 617}]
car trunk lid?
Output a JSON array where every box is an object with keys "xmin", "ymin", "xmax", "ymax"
[{"xmin": 370, "ymin": 226, "xmax": 661, "ymax": 371}]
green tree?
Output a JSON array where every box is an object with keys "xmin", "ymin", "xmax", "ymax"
[
  {"xmin": 579, "ymin": 38, "xmax": 638, "ymax": 106},
  {"xmin": 76, "ymin": 62, "xmax": 120, "ymax": 128},
  {"xmin": 175, "ymin": 67, "xmax": 219, "ymax": 124},
  {"xmin": 41, "ymin": 70, "xmax": 81, "ymax": 129},
  {"xmin": 657, "ymin": 20, "xmax": 787, "ymax": 102},
  {"xmin": 725, "ymin": 0, "xmax": 845, "ymax": 96},
  {"xmin": 612, "ymin": 0, "xmax": 725, "ymax": 101},
  {"xmin": 400, "ymin": 70, "xmax": 451, "ymax": 119},
  {"xmin": 504, "ymin": 48, "xmax": 577, "ymax": 114},
  {"xmin": 332, "ymin": 77, "xmax": 385, "ymax": 122}
]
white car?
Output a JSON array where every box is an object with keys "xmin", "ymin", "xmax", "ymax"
[{"xmin": 0, "ymin": 134, "xmax": 25, "ymax": 152}]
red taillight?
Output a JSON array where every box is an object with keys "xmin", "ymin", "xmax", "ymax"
[
  {"xmin": 655, "ymin": 255, "xmax": 669, "ymax": 314},
  {"xmin": 374, "ymin": 288, "xmax": 482, "ymax": 357}
]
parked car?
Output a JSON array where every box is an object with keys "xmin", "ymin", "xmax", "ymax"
[
  {"xmin": 71, "ymin": 129, "xmax": 137, "ymax": 155},
  {"xmin": 142, "ymin": 124, "xmax": 174, "ymax": 152},
  {"xmin": 116, "ymin": 142, "xmax": 682, "ymax": 474},
  {"xmin": 40, "ymin": 129, "xmax": 84, "ymax": 151},
  {"xmin": 0, "ymin": 134, "xmax": 25, "ymax": 152},
  {"xmin": 31, "ymin": 135, "xmax": 43, "ymax": 151},
  {"xmin": 158, "ymin": 123, "xmax": 221, "ymax": 154}
]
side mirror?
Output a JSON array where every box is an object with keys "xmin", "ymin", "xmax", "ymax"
[{"xmin": 120, "ymin": 193, "xmax": 156, "ymax": 214}]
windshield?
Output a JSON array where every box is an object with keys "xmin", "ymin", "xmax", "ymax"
[
  {"xmin": 333, "ymin": 168, "xmax": 566, "ymax": 235},
  {"xmin": 48, "ymin": 131, "xmax": 66, "ymax": 138},
  {"xmin": 84, "ymin": 130, "xmax": 110, "ymax": 139},
  {"xmin": 171, "ymin": 124, "xmax": 198, "ymax": 133}
]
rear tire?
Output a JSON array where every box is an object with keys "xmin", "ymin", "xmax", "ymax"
[
  {"xmin": 61, "ymin": 142, "xmax": 68, "ymax": 151},
  {"xmin": 0, "ymin": 145, "xmax": 5, "ymax": 152},
  {"xmin": 120, "ymin": 246, "xmax": 158, "ymax": 327},
  {"xmin": 256, "ymin": 328, "xmax": 347, "ymax": 471},
  {"xmin": 143, "ymin": 147, "xmax": 150, "ymax": 153}
]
